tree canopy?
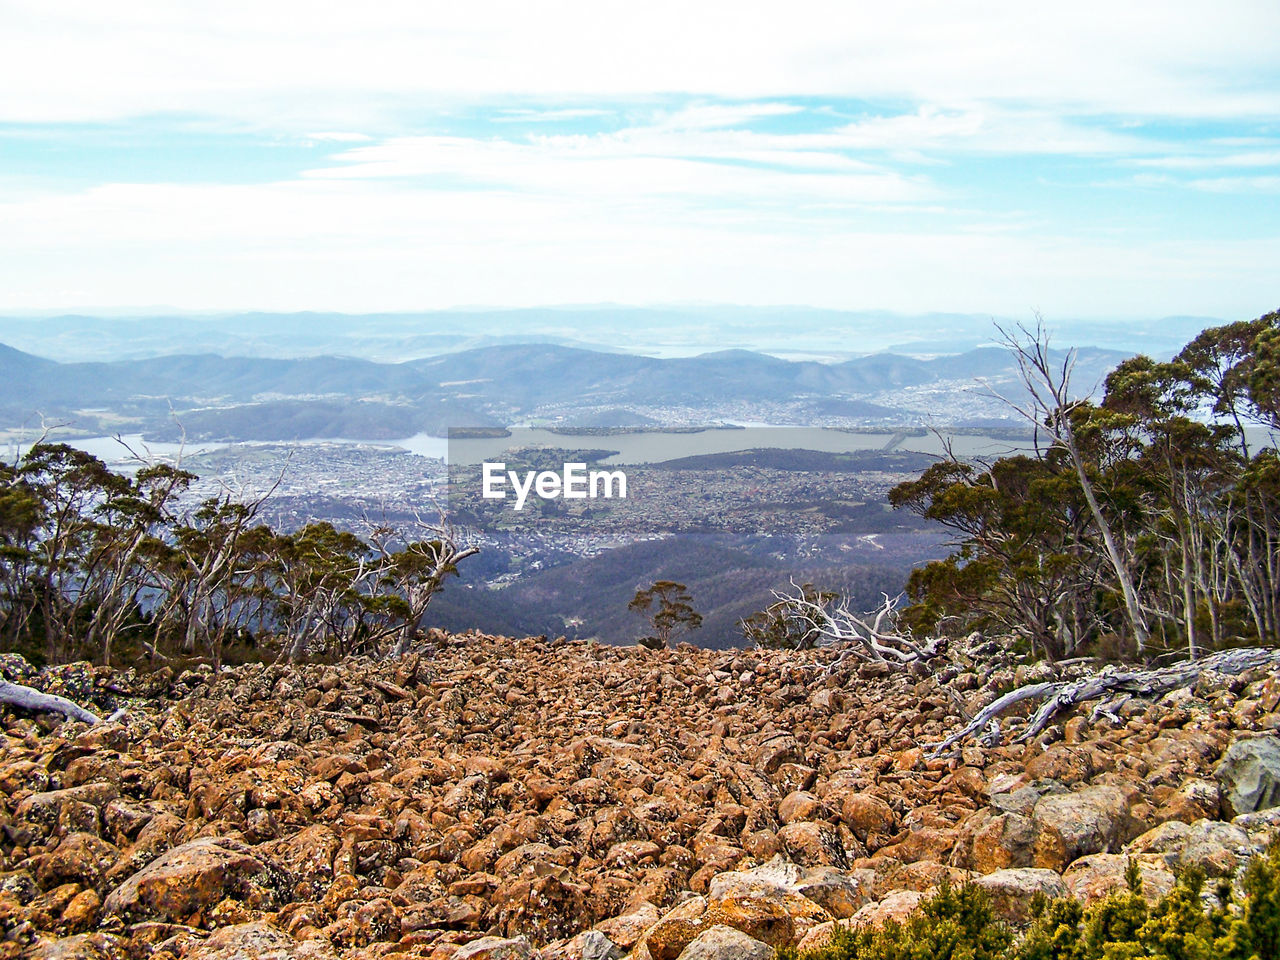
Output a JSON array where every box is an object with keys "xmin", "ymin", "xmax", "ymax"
[
  {"xmin": 890, "ymin": 310, "xmax": 1280, "ymax": 661},
  {"xmin": 0, "ymin": 443, "xmax": 476, "ymax": 668}
]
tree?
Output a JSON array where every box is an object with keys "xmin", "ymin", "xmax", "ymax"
[
  {"xmin": 738, "ymin": 582, "xmax": 839, "ymax": 650},
  {"xmin": 893, "ymin": 310, "xmax": 1280, "ymax": 661},
  {"xmin": 365, "ymin": 515, "xmax": 480, "ymax": 657},
  {"xmin": 997, "ymin": 321, "xmax": 1151, "ymax": 654},
  {"xmin": 628, "ymin": 580, "xmax": 702, "ymax": 649}
]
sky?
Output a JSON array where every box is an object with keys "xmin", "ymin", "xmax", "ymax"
[{"xmin": 1, "ymin": 1, "xmax": 1278, "ymax": 321}]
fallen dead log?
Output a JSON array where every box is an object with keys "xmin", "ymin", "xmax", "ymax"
[
  {"xmin": 927, "ymin": 646, "xmax": 1280, "ymax": 756},
  {"xmin": 0, "ymin": 678, "xmax": 102, "ymax": 725}
]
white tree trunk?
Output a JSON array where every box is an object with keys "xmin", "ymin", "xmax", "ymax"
[{"xmin": 0, "ymin": 679, "xmax": 101, "ymax": 724}]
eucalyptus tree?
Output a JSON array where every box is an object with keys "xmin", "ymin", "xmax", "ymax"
[{"xmin": 893, "ymin": 310, "xmax": 1280, "ymax": 660}]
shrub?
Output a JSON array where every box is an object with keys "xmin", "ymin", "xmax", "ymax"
[
  {"xmin": 784, "ymin": 844, "xmax": 1280, "ymax": 960},
  {"xmin": 778, "ymin": 881, "xmax": 1012, "ymax": 960}
]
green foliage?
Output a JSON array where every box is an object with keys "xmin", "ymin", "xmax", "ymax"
[
  {"xmin": 1013, "ymin": 846, "xmax": 1280, "ymax": 960},
  {"xmin": 889, "ymin": 310, "xmax": 1280, "ymax": 660},
  {"xmin": 628, "ymin": 579, "xmax": 702, "ymax": 648},
  {"xmin": 779, "ymin": 881, "xmax": 1012, "ymax": 960},
  {"xmin": 786, "ymin": 846, "xmax": 1280, "ymax": 960}
]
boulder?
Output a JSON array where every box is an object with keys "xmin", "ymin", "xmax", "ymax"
[
  {"xmin": 676, "ymin": 925, "xmax": 772, "ymax": 960},
  {"xmin": 704, "ymin": 893, "xmax": 795, "ymax": 948},
  {"xmin": 776, "ymin": 822, "xmax": 847, "ymax": 868},
  {"xmin": 796, "ymin": 920, "xmax": 845, "ymax": 952},
  {"xmin": 184, "ymin": 921, "xmax": 337, "ymax": 959},
  {"xmin": 951, "ymin": 809, "xmax": 1037, "ymax": 872},
  {"xmin": 1062, "ymin": 853, "xmax": 1176, "ymax": 904},
  {"xmin": 777, "ymin": 792, "xmax": 829, "ymax": 825},
  {"xmin": 1215, "ymin": 737, "xmax": 1280, "ymax": 817},
  {"xmin": 593, "ymin": 903, "xmax": 661, "ymax": 948},
  {"xmin": 25, "ymin": 933, "xmax": 129, "ymax": 960},
  {"xmin": 452, "ymin": 936, "xmax": 535, "ymax": 960},
  {"xmin": 848, "ymin": 890, "xmax": 924, "ymax": 930},
  {"xmin": 1126, "ymin": 818, "xmax": 1262, "ymax": 878},
  {"xmin": 1031, "ymin": 785, "xmax": 1140, "ymax": 871},
  {"xmin": 101, "ymin": 837, "xmax": 287, "ymax": 924},
  {"xmin": 838, "ymin": 794, "xmax": 895, "ymax": 843},
  {"xmin": 35, "ymin": 833, "xmax": 120, "ymax": 892},
  {"xmin": 566, "ymin": 930, "xmax": 623, "ymax": 960},
  {"xmin": 972, "ymin": 868, "xmax": 1068, "ymax": 923}
]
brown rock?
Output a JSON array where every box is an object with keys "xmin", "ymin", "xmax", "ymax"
[
  {"xmin": 184, "ymin": 921, "xmax": 338, "ymax": 959},
  {"xmin": 972, "ymin": 868, "xmax": 1068, "ymax": 923},
  {"xmin": 593, "ymin": 902, "xmax": 661, "ymax": 948},
  {"xmin": 101, "ymin": 837, "xmax": 286, "ymax": 924},
  {"xmin": 58, "ymin": 889, "xmax": 101, "ymax": 933},
  {"xmin": 36, "ymin": 833, "xmax": 120, "ymax": 892},
  {"xmin": 777, "ymin": 822, "xmax": 848, "ymax": 868},
  {"xmin": 16, "ymin": 785, "xmax": 120, "ymax": 842},
  {"xmin": 838, "ymin": 794, "xmax": 895, "ymax": 843},
  {"xmin": 777, "ymin": 792, "xmax": 829, "ymax": 825}
]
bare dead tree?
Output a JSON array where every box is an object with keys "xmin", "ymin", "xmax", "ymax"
[
  {"xmin": 362, "ymin": 506, "xmax": 479, "ymax": 657},
  {"xmin": 772, "ymin": 581, "xmax": 945, "ymax": 667},
  {"xmin": 991, "ymin": 319, "xmax": 1151, "ymax": 654}
]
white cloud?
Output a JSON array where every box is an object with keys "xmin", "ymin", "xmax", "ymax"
[
  {"xmin": 1, "ymin": 1, "xmax": 1277, "ymax": 126},
  {"xmin": 1133, "ymin": 150, "xmax": 1280, "ymax": 170},
  {"xmin": 304, "ymin": 132, "xmax": 374, "ymax": 142},
  {"xmin": 297, "ymin": 128, "xmax": 930, "ymax": 209},
  {"xmin": 1186, "ymin": 175, "xmax": 1280, "ymax": 193},
  {"xmin": 1, "ymin": 2, "xmax": 1277, "ymax": 318},
  {"xmin": 0, "ymin": 174, "xmax": 1276, "ymax": 319}
]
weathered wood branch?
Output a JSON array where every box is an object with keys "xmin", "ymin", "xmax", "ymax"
[
  {"xmin": 0, "ymin": 679, "xmax": 101, "ymax": 725},
  {"xmin": 775, "ymin": 585, "xmax": 944, "ymax": 667},
  {"xmin": 927, "ymin": 646, "xmax": 1280, "ymax": 756}
]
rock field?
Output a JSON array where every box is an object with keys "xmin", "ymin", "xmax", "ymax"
[{"xmin": 4, "ymin": 632, "xmax": 1280, "ymax": 960}]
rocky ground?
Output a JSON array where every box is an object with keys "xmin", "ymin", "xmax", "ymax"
[{"xmin": 4, "ymin": 633, "xmax": 1280, "ymax": 960}]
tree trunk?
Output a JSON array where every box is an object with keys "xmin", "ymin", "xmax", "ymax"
[{"xmin": 0, "ymin": 679, "xmax": 100, "ymax": 724}]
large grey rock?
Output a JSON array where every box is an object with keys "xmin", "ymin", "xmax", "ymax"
[
  {"xmin": 676, "ymin": 925, "xmax": 772, "ymax": 960},
  {"xmin": 973, "ymin": 868, "xmax": 1068, "ymax": 923},
  {"xmin": 1127, "ymin": 818, "xmax": 1264, "ymax": 878},
  {"xmin": 707, "ymin": 857, "xmax": 866, "ymax": 918},
  {"xmin": 26, "ymin": 934, "xmax": 127, "ymax": 960},
  {"xmin": 1215, "ymin": 737, "xmax": 1280, "ymax": 817},
  {"xmin": 579, "ymin": 930, "xmax": 624, "ymax": 960},
  {"xmin": 1031, "ymin": 784, "xmax": 1141, "ymax": 871}
]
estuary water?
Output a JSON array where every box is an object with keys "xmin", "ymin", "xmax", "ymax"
[{"xmin": 16, "ymin": 426, "xmax": 1045, "ymax": 469}]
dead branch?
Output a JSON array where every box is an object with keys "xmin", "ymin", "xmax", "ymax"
[
  {"xmin": 927, "ymin": 646, "xmax": 1280, "ymax": 756},
  {"xmin": 774, "ymin": 583, "xmax": 945, "ymax": 667},
  {"xmin": 0, "ymin": 679, "xmax": 101, "ymax": 725}
]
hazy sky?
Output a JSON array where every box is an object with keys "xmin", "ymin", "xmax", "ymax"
[{"xmin": 1, "ymin": 1, "xmax": 1278, "ymax": 320}]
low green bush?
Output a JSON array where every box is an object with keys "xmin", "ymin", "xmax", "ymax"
[{"xmin": 784, "ymin": 843, "xmax": 1280, "ymax": 960}]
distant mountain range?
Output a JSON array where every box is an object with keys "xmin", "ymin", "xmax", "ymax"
[
  {"xmin": 0, "ymin": 339, "xmax": 1131, "ymax": 441},
  {"xmin": 0, "ymin": 307, "xmax": 1219, "ymax": 364}
]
